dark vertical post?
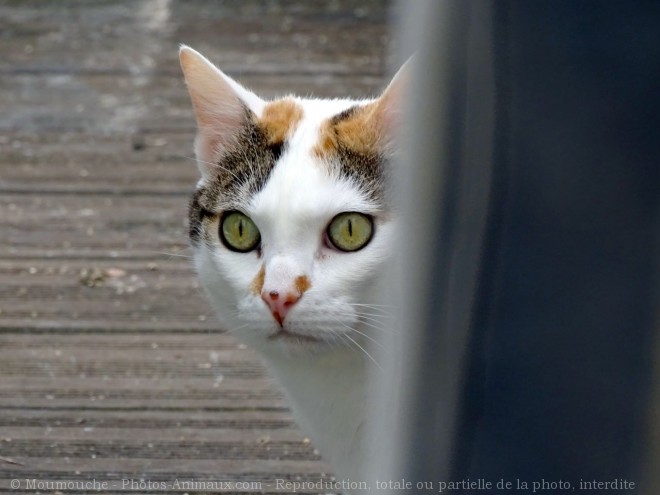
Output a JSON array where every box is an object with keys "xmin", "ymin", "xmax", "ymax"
[
  {"xmin": 369, "ymin": 0, "xmax": 496, "ymax": 487},
  {"xmin": 371, "ymin": 0, "xmax": 659, "ymax": 492}
]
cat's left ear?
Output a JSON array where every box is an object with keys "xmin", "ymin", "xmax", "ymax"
[
  {"xmin": 318, "ymin": 58, "xmax": 411, "ymax": 157},
  {"xmin": 371, "ymin": 56, "xmax": 412, "ymax": 147}
]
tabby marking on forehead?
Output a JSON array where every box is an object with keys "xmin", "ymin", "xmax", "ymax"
[
  {"xmin": 188, "ymin": 120, "xmax": 279, "ymax": 246},
  {"xmin": 190, "ymin": 99, "xmax": 303, "ymax": 225},
  {"xmin": 259, "ymin": 98, "xmax": 304, "ymax": 146},
  {"xmin": 314, "ymin": 103, "xmax": 380, "ymax": 158},
  {"xmin": 205, "ymin": 113, "xmax": 280, "ymax": 202},
  {"xmin": 314, "ymin": 105, "xmax": 385, "ymax": 203}
]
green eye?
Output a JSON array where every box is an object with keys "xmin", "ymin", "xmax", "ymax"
[
  {"xmin": 220, "ymin": 211, "xmax": 261, "ymax": 252},
  {"xmin": 327, "ymin": 212, "xmax": 374, "ymax": 252}
]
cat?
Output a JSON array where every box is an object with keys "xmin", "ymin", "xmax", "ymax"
[{"xmin": 179, "ymin": 45, "xmax": 406, "ymax": 488}]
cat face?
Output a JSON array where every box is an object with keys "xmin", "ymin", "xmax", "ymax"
[{"xmin": 180, "ymin": 47, "xmax": 405, "ymax": 354}]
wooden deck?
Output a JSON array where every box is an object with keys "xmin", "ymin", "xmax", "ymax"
[{"xmin": 0, "ymin": 1, "xmax": 391, "ymax": 493}]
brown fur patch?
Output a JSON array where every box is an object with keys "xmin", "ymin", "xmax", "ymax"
[
  {"xmin": 311, "ymin": 105, "xmax": 385, "ymax": 203},
  {"xmin": 258, "ymin": 98, "xmax": 304, "ymax": 146},
  {"xmin": 251, "ymin": 265, "xmax": 265, "ymax": 294},
  {"xmin": 313, "ymin": 102, "xmax": 381, "ymax": 158},
  {"xmin": 294, "ymin": 275, "xmax": 312, "ymax": 295}
]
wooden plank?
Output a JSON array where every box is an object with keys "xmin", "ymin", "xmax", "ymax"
[
  {"xmin": 0, "ymin": 427, "xmax": 307, "ymax": 443},
  {"xmin": 0, "ymin": 258, "xmax": 212, "ymax": 326},
  {"xmin": 0, "ymin": 0, "xmax": 390, "ymax": 76},
  {"xmin": 0, "ymin": 0, "xmax": 391, "ymax": 492},
  {"xmin": 0, "ymin": 408, "xmax": 297, "ymax": 429},
  {"xmin": 1, "ymin": 194, "xmax": 191, "ymax": 257}
]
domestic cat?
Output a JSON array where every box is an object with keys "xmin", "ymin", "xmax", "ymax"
[{"xmin": 179, "ymin": 46, "xmax": 406, "ymax": 487}]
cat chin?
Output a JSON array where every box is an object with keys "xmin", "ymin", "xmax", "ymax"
[
  {"xmin": 263, "ymin": 336, "xmax": 342, "ymax": 357},
  {"xmin": 227, "ymin": 321, "xmax": 359, "ymax": 356},
  {"xmin": 267, "ymin": 328, "xmax": 323, "ymax": 344}
]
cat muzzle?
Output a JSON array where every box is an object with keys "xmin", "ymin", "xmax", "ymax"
[{"xmin": 261, "ymin": 289, "xmax": 301, "ymax": 326}]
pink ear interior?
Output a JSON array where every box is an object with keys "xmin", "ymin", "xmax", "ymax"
[
  {"xmin": 372, "ymin": 57, "xmax": 411, "ymax": 146},
  {"xmin": 179, "ymin": 46, "xmax": 263, "ymax": 176}
]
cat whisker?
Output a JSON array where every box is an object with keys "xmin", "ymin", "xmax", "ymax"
[
  {"xmin": 225, "ymin": 309, "xmax": 248, "ymax": 319},
  {"xmin": 332, "ymin": 332, "xmax": 351, "ymax": 350},
  {"xmin": 331, "ymin": 312, "xmax": 392, "ymax": 334},
  {"xmin": 354, "ymin": 323, "xmax": 389, "ymax": 335},
  {"xmin": 341, "ymin": 337, "xmax": 359, "ymax": 355},
  {"xmin": 345, "ymin": 302, "xmax": 398, "ymax": 310},
  {"xmin": 222, "ymin": 322, "xmax": 252, "ymax": 335},
  {"xmin": 355, "ymin": 313, "xmax": 393, "ymax": 322},
  {"xmin": 351, "ymin": 310, "xmax": 393, "ymax": 321},
  {"xmin": 327, "ymin": 314, "xmax": 383, "ymax": 348},
  {"xmin": 301, "ymin": 289, "xmax": 395, "ymax": 316},
  {"xmin": 342, "ymin": 332, "xmax": 383, "ymax": 372},
  {"xmin": 148, "ymin": 250, "xmax": 195, "ymax": 263},
  {"xmin": 333, "ymin": 330, "xmax": 358, "ymax": 355},
  {"xmin": 348, "ymin": 327, "xmax": 384, "ymax": 348},
  {"xmin": 354, "ymin": 318, "xmax": 392, "ymax": 335},
  {"xmin": 346, "ymin": 307, "xmax": 395, "ymax": 317}
]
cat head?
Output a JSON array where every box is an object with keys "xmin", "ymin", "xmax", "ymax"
[{"xmin": 180, "ymin": 46, "xmax": 407, "ymax": 355}]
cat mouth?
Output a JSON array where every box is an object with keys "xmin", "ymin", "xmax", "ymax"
[{"xmin": 268, "ymin": 328, "xmax": 321, "ymax": 343}]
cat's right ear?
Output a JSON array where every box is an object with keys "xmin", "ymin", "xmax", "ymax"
[{"xmin": 179, "ymin": 45, "xmax": 265, "ymax": 177}]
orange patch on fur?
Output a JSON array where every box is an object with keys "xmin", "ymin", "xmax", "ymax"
[
  {"xmin": 258, "ymin": 98, "xmax": 304, "ymax": 145},
  {"xmin": 294, "ymin": 275, "xmax": 312, "ymax": 295},
  {"xmin": 313, "ymin": 102, "xmax": 381, "ymax": 158},
  {"xmin": 251, "ymin": 265, "xmax": 265, "ymax": 294}
]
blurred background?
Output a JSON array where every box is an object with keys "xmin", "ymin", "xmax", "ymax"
[
  {"xmin": 0, "ymin": 0, "xmax": 392, "ymax": 491},
  {"xmin": 4, "ymin": 1, "xmax": 658, "ymax": 493}
]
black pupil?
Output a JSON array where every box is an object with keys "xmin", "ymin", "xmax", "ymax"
[
  {"xmin": 347, "ymin": 218, "xmax": 353, "ymax": 237},
  {"xmin": 238, "ymin": 218, "xmax": 243, "ymax": 237}
]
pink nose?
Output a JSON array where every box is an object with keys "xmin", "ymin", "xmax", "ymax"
[{"xmin": 261, "ymin": 290, "xmax": 301, "ymax": 326}]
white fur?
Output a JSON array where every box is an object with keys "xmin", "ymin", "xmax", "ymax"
[
  {"xmin": 194, "ymin": 99, "xmax": 393, "ymax": 483},
  {"xmin": 181, "ymin": 46, "xmax": 403, "ymax": 488}
]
